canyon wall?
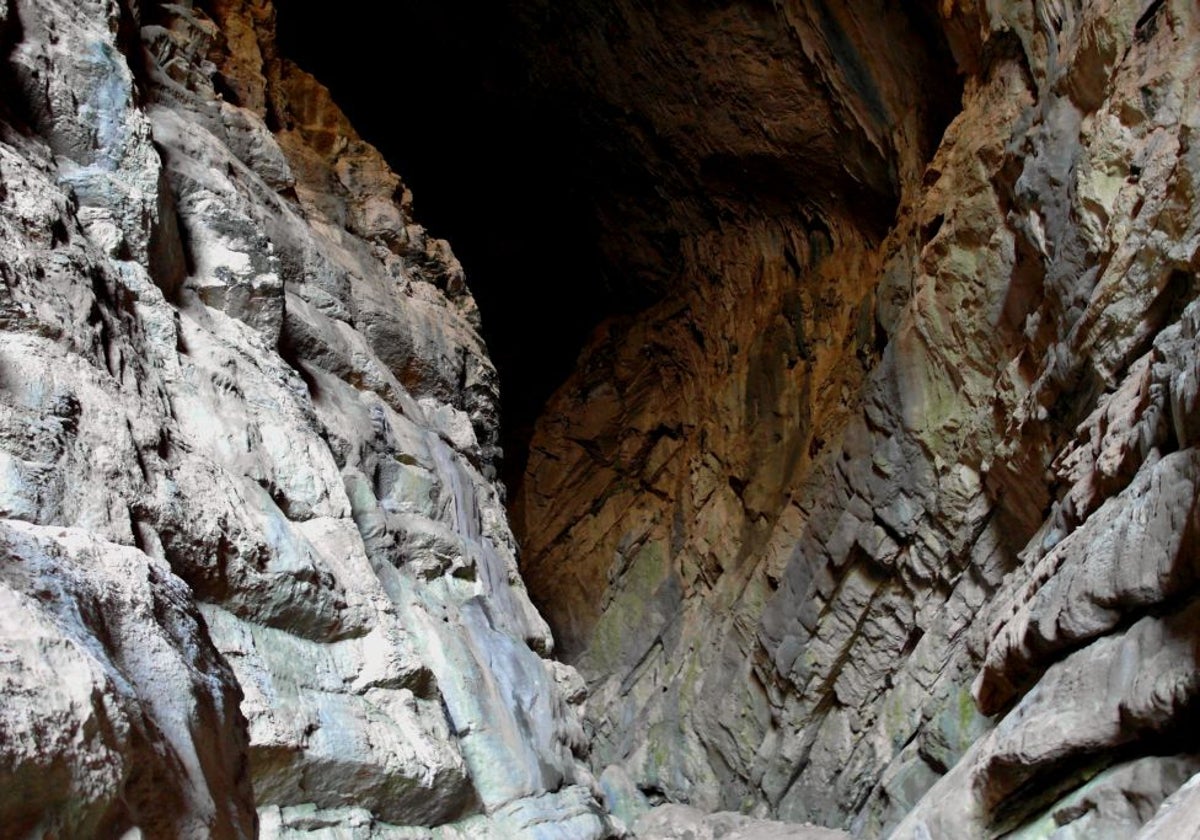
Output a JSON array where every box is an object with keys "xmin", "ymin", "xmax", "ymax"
[
  {"xmin": 2, "ymin": 0, "xmax": 1200, "ymax": 838},
  {"xmin": 514, "ymin": 0, "xmax": 1200, "ymax": 836},
  {"xmin": 0, "ymin": 0, "xmax": 613, "ymax": 836}
]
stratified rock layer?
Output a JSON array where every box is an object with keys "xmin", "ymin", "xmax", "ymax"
[
  {"xmin": 0, "ymin": 0, "xmax": 610, "ymax": 837},
  {"xmin": 515, "ymin": 0, "xmax": 1200, "ymax": 836}
]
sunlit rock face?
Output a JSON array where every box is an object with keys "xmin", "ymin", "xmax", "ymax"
[
  {"xmin": 0, "ymin": 1, "xmax": 611, "ymax": 837},
  {"xmin": 513, "ymin": 0, "xmax": 1200, "ymax": 836}
]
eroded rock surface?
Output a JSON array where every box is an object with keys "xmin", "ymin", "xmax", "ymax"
[
  {"xmin": 634, "ymin": 804, "xmax": 850, "ymax": 840},
  {"xmin": 4, "ymin": 0, "xmax": 1200, "ymax": 838},
  {"xmin": 515, "ymin": 0, "xmax": 1200, "ymax": 837},
  {"xmin": 0, "ymin": 0, "xmax": 610, "ymax": 836}
]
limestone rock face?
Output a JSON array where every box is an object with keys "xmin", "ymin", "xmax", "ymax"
[
  {"xmin": 515, "ymin": 0, "xmax": 1200, "ymax": 836},
  {"xmin": 0, "ymin": 0, "xmax": 609, "ymax": 837},
  {"xmin": 0, "ymin": 520, "xmax": 254, "ymax": 837}
]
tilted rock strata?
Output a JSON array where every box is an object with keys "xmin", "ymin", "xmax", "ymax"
[
  {"xmin": 516, "ymin": 0, "xmax": 1200, "ymax": 836},
  {"xmin": 0, "ymin": 0, "xmax": 610, "ymax": 836}
]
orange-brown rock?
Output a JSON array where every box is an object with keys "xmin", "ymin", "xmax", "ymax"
[{"xmin": 515, "ymin": 1, "xmax": 1200, "ymax": 836}]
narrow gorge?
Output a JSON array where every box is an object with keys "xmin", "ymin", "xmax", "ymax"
[{"xmin": 1, "ymin": 1, "xmax": 1198, "ymax": 838}]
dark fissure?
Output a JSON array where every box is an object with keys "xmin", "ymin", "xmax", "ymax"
[
  {"xmin": 276, "ymin": 0, "xmax": 962, "ymax": 508},
  {"xmin": 7, "ymin": 0, "xmax": 1200, "ymax": 834},
  {"xmin": 276, "ymin": 1, "xmax": 648, "ymax": 491}
]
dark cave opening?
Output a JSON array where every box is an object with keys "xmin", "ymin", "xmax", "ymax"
[
  {"xmin": 275, "ymin": 0, "xmax": 964, "ymax": 504},
  {"xmin": 276, "ymin": 1, "xmax": 639, "ymax": 491}
]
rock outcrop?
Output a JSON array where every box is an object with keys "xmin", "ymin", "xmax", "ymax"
[
  {"xmin": 4, "ymin": 0, "xmax": 1200, "ymax": 838},
  {"xmin": 0, "ymin": 0, "xmax": 610, "ymax": 836},
  {"xmin": 514, "ymin": 0, "xmax": 1200, "ymax": 837}
]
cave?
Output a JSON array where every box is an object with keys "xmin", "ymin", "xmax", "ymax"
[
  {"xmin": 3, "ymin": 0, "xmax": 1200, "ymax": 836},
  {"xmin": 276, "ymin": 0, "xmax": 972, "ymax": 669},
  {"xmin": 274, "ymin": 0, "xmax": 963, "ymax": 492}
]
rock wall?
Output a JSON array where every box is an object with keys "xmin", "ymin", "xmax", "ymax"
[
  {"xmin": 515, "ymin": 0, "xmax": 1200, "ymax": 836},
  {"xmin": 4, "ymin": 0, "xmax": 1200, "ymax": 837},
  {"xmin": 0, "ymin": 0, "xmax": 612, "ymax": 836}
]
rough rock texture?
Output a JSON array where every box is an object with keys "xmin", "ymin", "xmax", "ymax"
[
  {"xmin": 633, "ymin": 805, "xmax": 850, "ymax": 840},
  {"xmin": 0, "ymin": 0, "xmax": 610, "ymax": 836},
  {"xmin": 0, "ymin": 520, "xmax": 253, "ymax": 837},
  {"xmin": 5, "ymin": 0, "xmax": 1200, "ymax": 838},
  {"xmin": 514, "ymin": 0, "xmax": 1200, "ymax": 836}
]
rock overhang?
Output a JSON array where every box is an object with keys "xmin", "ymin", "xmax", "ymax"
[{"xmin": 275, "ymin": 0, "xmax": 964, "ymax": 488}]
